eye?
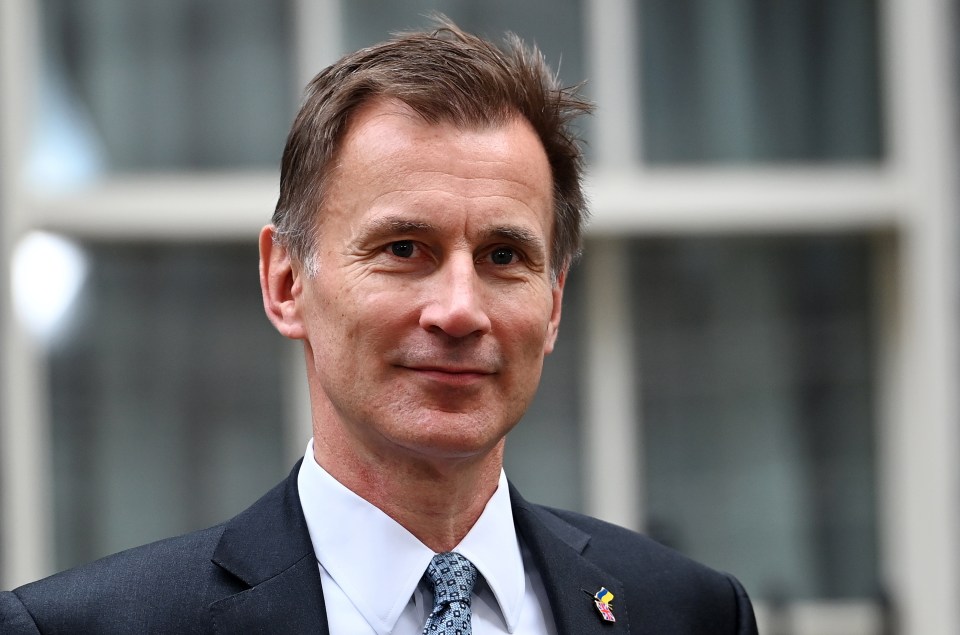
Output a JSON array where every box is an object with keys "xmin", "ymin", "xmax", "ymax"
[
  {"xmin": 389, "ymin": 241, "xmax": 415, "ymax": 258},
  {"xmin": 490, "ymin": 246, "xmax": 516, "ymax": 265}
]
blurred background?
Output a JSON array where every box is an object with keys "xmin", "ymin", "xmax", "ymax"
[{"xmin": 1, "ymin": 1, "xmax": 957, "ymax": 633}]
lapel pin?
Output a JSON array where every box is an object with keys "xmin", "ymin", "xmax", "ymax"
[{"xmin": 593, "ymin": 587, "xmax": 616, "ymax": 623}]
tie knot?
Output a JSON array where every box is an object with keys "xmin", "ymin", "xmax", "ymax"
[{"xmin": 425, "ymin": 552, "xmax": 478, "ymax": 605}]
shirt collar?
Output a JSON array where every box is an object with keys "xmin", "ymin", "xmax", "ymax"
[{"xmin": 297, "ymin": 440, "xmax": 526, "ymax": 634}]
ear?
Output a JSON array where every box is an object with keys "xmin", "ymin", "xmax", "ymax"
[
  {"xmin": 259, "ymin": 225, "xmax": 306, "ymax": 340},
  {"xmin": 543, "ymin": 265, "xmax": 568, "ymax": 355}
]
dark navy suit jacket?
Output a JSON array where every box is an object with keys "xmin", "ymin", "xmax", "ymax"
[{"xmin": 1, "ymin": 463, "xmax": 758, "ymax": 634}]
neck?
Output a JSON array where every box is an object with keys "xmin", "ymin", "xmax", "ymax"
[{"xmin": 312, "ymin": 426, "xmax": 504, "ymax": 553}]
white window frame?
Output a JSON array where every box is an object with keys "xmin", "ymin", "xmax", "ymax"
[{"xmin": 2, "ymin": 1, "xmax": 956, "ymax": 633}]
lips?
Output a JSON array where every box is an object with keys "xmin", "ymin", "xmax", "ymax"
[
  {"xmin": 408, "ymin": 365, "xmax": 494, "ymax": 375},
  {"xmin": 399, "ymin": 364, "xmax": 496, "ymax": 388},
  {"xmin": 392, "ymin": 346, "xmax": 501, "ymax": 375}
]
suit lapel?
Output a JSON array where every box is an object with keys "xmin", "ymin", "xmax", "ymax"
[
  {"xmin": 203, "ymin": 466, "xmax": 637, "ymax": 634},
  {"xmin": 209, "ymin": 461, "xmax": 330, "ymax": 634},
  {"xmin": 511, "ymin": 486, "xmax": 631, "ymax": 635}
]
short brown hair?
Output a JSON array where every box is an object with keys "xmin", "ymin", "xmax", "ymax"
[{"xmin": 272, "ymin": 17, "xmax": 593, "ymax": 276}]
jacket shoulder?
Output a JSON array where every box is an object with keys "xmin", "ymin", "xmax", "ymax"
[
  {"xmin": 7, "ymin": 524, "xmax": 241, "ymax": 634},
  {"xmin": 2, "ymin": 468, "xmax": 306, "ymax": 634},
  {"xmin": 523, "ymin": 503, "xmax": 758, "ymax": 634}
]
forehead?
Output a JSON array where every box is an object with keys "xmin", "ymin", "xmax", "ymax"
[
  {"xmin": 337, "ymin": 99, "xmax": 552, "ymax": 202},
  {"xmin": 324, "ymin": 98, "xmax": 555, "ymax": 236}
]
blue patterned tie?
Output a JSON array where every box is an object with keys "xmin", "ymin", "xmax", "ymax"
[{"xmin": 422, "ymin": 552, "xmax": 478, "ymax": 635}]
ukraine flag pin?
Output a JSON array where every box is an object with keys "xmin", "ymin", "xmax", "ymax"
[{"xmin": 593, "ymin": 587, "xmax": 616, "ymax": 622}]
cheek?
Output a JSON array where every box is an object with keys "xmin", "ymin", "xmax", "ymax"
[
  {"xmin": 344, "ymin": 288, "xmax": 419, "ymax": 349},
  {"xmin": 303, "ymin": 283, "xmax": 362, "ymax": 361},
  {"xmin": 497, "ymin": 302, "xmax": 555, "ymax": 359},
  {"xmin": 313, "ymin": 277, "xmax": 378, "ymax": 330}
]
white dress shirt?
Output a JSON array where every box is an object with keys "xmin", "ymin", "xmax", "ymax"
[{"xmin": 297, "ymin": 440, "xmax": 557, "ymax": 634}]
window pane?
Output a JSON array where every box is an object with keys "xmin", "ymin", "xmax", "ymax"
[
  {"xmin": 504, "ymin": 267, "xmax": 584, "ymax": 513},
  {"xmin": 48, "ymin": 241, "xmax": 291, "ymax": 570},
  {"xmin": 639, "ymin": 0, "xmax": 883, "ymax": 163},
  {"xmin": 35, "ymin": 0, "xmax": 295, "ymax": 180},
  {"xmin": 629, "ymin": 235, "xmax": 880, "ymax": 600}
]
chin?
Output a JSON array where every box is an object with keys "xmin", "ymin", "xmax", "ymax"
[{"xmin": 390, "ymin": 417, "xmax": 511, "ymax": 462}]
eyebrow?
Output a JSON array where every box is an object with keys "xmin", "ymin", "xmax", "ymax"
[{"xmin": 354, "ymin": 216, "xmax": 436, "ymax": 244}]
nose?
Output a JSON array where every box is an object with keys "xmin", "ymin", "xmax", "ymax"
[{"xmin": 419, "ymin": 256, "xmax": 492, "ymax": 338}]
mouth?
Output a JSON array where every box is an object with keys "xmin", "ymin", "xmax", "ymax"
[{"xmin": 401, "ymin": 365, "xmax": 495, "ymax": 386}]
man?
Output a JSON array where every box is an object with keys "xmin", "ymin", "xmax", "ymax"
[{"xmin": 1, "ymin": 20, "xmax": 758, "ymax": 634}]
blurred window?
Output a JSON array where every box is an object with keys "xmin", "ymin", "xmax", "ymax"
[
  {"xmin": 47, "ymin": 242, "xmax": 291, "ymax": 570},
  {"xmin": 35, "ymin": 0, "xmax": 295, "ymax": 181},
  {"xmin": 628, "ymin": 235, "xmax": 880, "ymax": 600},
  {"xmin": 639, "ymin": 0, "xmax": 883, "ymax": 163}
]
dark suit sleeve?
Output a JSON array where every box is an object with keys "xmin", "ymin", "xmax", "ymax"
[
  {"xmin": 725, "ymin": 574, "xmax": 759, "ymax": 635},
  {"xmin": 0, "ymin": 591, "xmax": 41, "ymax": 634}
]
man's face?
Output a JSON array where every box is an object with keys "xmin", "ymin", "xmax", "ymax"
[{"xmin": 290, "ymin": 99, "xmax": 564, "ymax": 466}]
